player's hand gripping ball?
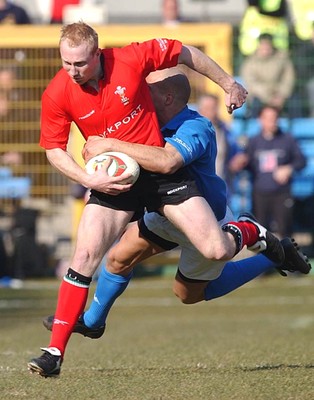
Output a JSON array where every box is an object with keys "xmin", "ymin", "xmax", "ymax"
[{"xmin": 85, "ymin": 151, "xmax": 140, "ymax": 185}]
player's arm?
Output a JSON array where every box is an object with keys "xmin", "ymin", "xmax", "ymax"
[
  {"xmin": 178, "ymin": 45, "xmax": 248, "ymax": 114},
  {"xmin": 82, "ymin": 137, "xmax": 184, "ymax": 174},
  {"xmin": 46, "ymin": 147, "xmax": 132, "ymax": 195},
  {"xmin": 40, "ymin": 91, "xmax": 132, "ymax": 194}
]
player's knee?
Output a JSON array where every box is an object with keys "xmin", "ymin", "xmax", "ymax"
[
  {"xmin": 74, "ymin": 247, "xmax": 101, "ymax": 268},
  {"xmin": 173, "ymin": 287, "xmax": 202, "ymax": 304},
  {"xmin": 106, "ymin": 252, "xmax": 126, "ymax": 274},
  {"xmin": 200, "ymin": 245, "xmax": 230, "ymax": 262}
]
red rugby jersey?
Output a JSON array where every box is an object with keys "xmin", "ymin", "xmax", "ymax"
[{"xmin": 40, "ymin": 38, "xmax": 182, "ymax": 150}]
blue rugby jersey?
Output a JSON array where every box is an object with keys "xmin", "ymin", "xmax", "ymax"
[{"xmin": 162, "ymin": 106, "xmax": 227, "ymax": 221}]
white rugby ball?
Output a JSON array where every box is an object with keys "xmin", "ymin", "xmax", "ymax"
[{"xmin": 85, "ymin": 151, "xmax": 140, "ymax": 185}]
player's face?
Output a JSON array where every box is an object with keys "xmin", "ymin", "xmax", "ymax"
[{"xmin": 60, "ymin": 40, "xmax": 100, "ymax": 85}]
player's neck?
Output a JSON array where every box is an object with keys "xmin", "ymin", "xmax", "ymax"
[{"xmin": 86, "ymin": 64, "xmax": 104, "ymax": 92}]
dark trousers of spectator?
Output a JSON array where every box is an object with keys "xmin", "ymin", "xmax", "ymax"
[
  {"xmin": 253, "ymin": 190, "xmax": 294, "ymax": 239},
  {"xmin": 11, "ymin": 232, "xmax": 47, "ymax": 279},
  {"xmin": 0, "ymin": 231, "xmax": 9, "ymax": 277},
  {"xmin": 9, "ymin": 208, "xmax": 50, "ymax": 279}
]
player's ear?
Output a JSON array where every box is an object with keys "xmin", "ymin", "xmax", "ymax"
[{"xmin": 165, "ymin": 93, "xmax": 174, "ymax": 106}]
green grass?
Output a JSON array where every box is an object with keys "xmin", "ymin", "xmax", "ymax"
[{"xmin": 1, "ymin": 275, "xmax": 314, "ymax": 400}]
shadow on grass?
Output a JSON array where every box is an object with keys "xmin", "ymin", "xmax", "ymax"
[{"xmin": 239, "ymin": 363, "xmax": 314, "ymax": 371}]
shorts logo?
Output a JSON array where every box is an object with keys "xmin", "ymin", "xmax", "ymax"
[
  {"xmin": 114, "ymin": 85, "xmax": 130, "ymax": 105},
  {"xmin": 167, "ymin": 185, "xmax": 187, "ymax": 195}
]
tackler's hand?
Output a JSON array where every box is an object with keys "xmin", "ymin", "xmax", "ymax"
[
  {"xmin": 82, "ymin": 136, "xmax": 117, "ymax": 162},
  {"xmin": 225, "ymin": 81, "xmax": 248, "ymax": 114}
]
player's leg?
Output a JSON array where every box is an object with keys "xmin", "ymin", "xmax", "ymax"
[
  {"xmin": 42, "ymin": 214, "xmax": 311, "ymax": 339},
  {"xmin": 161, "ymin": 197, "xmax": 237, "ymax": 260},
  {"xmin": 162, "ymin": 198, "xmax": 284, "ymax": 264},
  {"xmin": 204, "ymin": 236, "xmax": 312, "ymax": 299},
  {"xmin": 172, "ymin": 272, "xmax": 209, "ymax": 304},
  {"xmin": 172, "ymin": 254, "xmax": 277, "ymax": 304},
  {"xmin": 171, "ymin": 227, "xmax": 277, "ymax": 304},
  {"xmin": 50, "ymin": 205, "xmax": 132, "ymax": 349},
  {"xmin": 174, "ymin": 246, "xmax": 311, "ymax": 304},
  {"xmin": 83, "ymin": 220, "xmax": 171, "ymax": 328},
  {"xmin": 42, "ymin": 219, "xmax": 173, "ymax": 336},
  {"xmin": 28, "ymin": 204, "xmax": 133, "ymax": 377},
  {"xmin": 204, "ymin": 255, "xmax": 278, "ymax": 301},
  {"xmin": 107, "ymin": 220, "xmax": 170, "ymax": 275},
  {"xmin": 137, "ymin": 211, "xmax": 310, "ymax": 303}
]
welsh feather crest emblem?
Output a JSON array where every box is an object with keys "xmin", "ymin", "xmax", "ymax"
[{"xmin": 114, "ymin": 85, "xmax": 129, "ymax": 105}]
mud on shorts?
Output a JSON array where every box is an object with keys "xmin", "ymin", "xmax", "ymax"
[
  {"xmin": 139, "ymin": 206, "xmax": 234, "ymax": 281},
  {"xmin": 86, "ymin": 167, "xmax": 201, "ymax": 216}
]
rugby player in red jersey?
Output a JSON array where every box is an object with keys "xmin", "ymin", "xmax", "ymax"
[{"xmin": 28, "ymin": 22, "xmax": 284, "ymax": 377}]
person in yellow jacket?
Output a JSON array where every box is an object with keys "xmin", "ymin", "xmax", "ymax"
[
  {"xmin": 289, "ymin": 0, "xmax": 314, "ymax": 41},
  {"xmin": 239, "ymin": 0, "xmax": 290, "ymax": 55}
]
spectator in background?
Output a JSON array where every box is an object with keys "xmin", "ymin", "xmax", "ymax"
[
  {"xmin": 240, "ymin": 33, "xmax": 296, "ymax": 118},
  {"xmin": 50, "ymin": 0, "xmax": 80, "ymax": 24},
  {"xmin": 0, "ymin": 228, "xmax": 9, "ymax": 284},
  {"xmin": 0, "ymin": 66, "xmax": 23, "ymax": 162},
  {"xmin": 0, "ymin": 0, "xmax": 31, "ymax": 24},
  {"xmin": 161, "ymin": 0, "xmax": 181, "ymax": 26},
  {"xmin": 0, "ymin": 67, "xmax": 17, "ymax": 118},
  {"xmin": 0, "ymin": 66, "xmax": 24, "ymax": 161},
  {"xmin": 238, "ymin": 0, "xmax": 289, "ymax": 56},
  {"xmin": 233, "ymin": 105, "xmax": 306, "ymax": 239},
  {"xmin": 197, "ymin": 93, "xmax": 246, "ymax": 196}
]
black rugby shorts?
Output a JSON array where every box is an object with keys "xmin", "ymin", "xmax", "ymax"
[{"xmin": 87, "ymin": 167, "xmax": 201, "ymax": 213}]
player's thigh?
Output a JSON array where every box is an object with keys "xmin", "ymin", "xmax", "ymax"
[
  {"xmin": 161, "ymin": 196, "xmax": 229, "ymax": 257},
  {"xmin": 162, "ymin": 196, "xmax": 218, "ymax": 237},
  {"xmin": 73, "ymin": 204, "xmax": 133, "ymax": 274},
  {"xmin": 107, "ymin": 221, "xmax": 164, "ymax": 274}
]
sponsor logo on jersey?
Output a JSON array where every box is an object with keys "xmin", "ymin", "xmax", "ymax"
[
  {"xmin": 102, "ymin": 104, "xmax": 142, "ymax": 136},
  {"xmin": 172, "ymin": 137, "xmax": 192, "ymax": 155},
  {"xmin": 78, "ymin": 109, "xmax": 95, "ymax": 120},
  {"xmin": 114, "ymin": 85, "xmax": 130, "ymax": 105}
]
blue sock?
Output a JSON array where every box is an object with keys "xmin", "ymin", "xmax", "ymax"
[
  {"xmin": 83, "ymin": 266, "xmax": 132, "ymax": 328},
  {"xmin": 205, "ymin": 254, "xmax": 277, "ymax": 300}
]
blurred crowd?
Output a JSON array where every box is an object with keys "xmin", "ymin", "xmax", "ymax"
[{"xmin": 1, "ymin": 0, "xmax": 313, "ymax": 117}]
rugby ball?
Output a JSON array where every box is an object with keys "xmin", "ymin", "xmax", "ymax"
[{"xmin": 85, "ymin": 151, "xmax": 140, "ymax": 185}]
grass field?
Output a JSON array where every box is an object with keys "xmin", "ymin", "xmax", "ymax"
[{"xmin": 1, "ymin": 274, "xmax": 314, "ymax": 400}]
